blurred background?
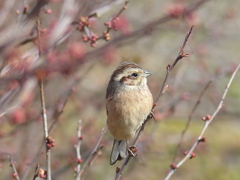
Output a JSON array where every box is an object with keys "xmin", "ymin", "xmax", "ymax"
[{"xmin": 0, "ymin": 0, "xmax": 239, "ymax": 179}]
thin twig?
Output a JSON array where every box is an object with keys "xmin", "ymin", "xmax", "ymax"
[
  {"xmin": 36, "ymin": 10, "xmax": 51, "ymax": 180},
  {"xmin": 164, "ymin": 63, "xmax": 240, "ymax": 180},
  {"xmin": 114, "ymin": 116, "xmax": 152, "ymax": 180},
  {"xmin": 155, "ymin": 25, "xmax": 194, "ymax": 105},
  {"xmin": 115, "ymin": 26, "xmax": 194, "ymax": 180},
  {"xmin": 8, "ymin": 155, "xmax": 20, "ymax": 180},
  {"xmin": 48, "ymin": 97, "xmax": 68, "ymax": 133},
  {"xmin": 32, "ymin": 163, "xmax": 40, "ymax": 180},
  {"xmin": 36, "ymin": 12, "xmax": 42, "ymax": 56},
  {"xmin": 75, "ymin": 120, "xmax": 82, "ymax": 180},
  {"xmin": 24, "ymin": 0, "xmax": 49, "ymax": 22},
  {"xmin": 171, "ymin": 66, "xmax": 231, "ymax": 163},
  {"xmin": 22, "ymin": 64, "xmax": 95, "ymax": 180},
  {"xmin": 171, "ymin": 78, "xmax": 213, "ymax": 163},
  {"xmin": 79, "ymin": 1, "xmax": 129, "ymax": 43},
  {"xmin": 39, "ymin": 80, "xmax": 51, "ymax": 180},
  {"xmin": 88, "ymin": 145, "xmax": 104, "ymax": 166},
  {"xmin": 0, "ymin": 0, "xmax": 207, "ymax": 84},
  {"xmin": 81, "ymin": 145, "xmax": 104, "ymax": 180},
  {"xmin": 104, "ymin": 1, "xmax": 129, "ymax": 34},
  {"xmin": 76, "ymin": 127, "xmax": 106, "ymax": 179},
  {"xmin": 48, "ymin": 63, "xmax": 95, "ymax": 133}
]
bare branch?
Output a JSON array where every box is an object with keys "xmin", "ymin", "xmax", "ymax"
[
  {"xmin": 75, "ymin": 120, "xmax": 83, "ymax": 180},
  {"xmin": 36, "ymin": 10, "xmax": 51, "ymax": 180},
  {"xmin": 164, "ymin": 63, "xmax": 240, "ymax": 180},
  {"xmin": 115, "ymin": 26, "xmax": 194, "ymax": 180},
  {"xmin": 39, "ymin": 79, "xmax": 51, "ymax": 180},
  {"xmin": 24, "ymin": 0, "xmax": 50, "ymax": 22},
  {"xmin": 76, "ymin": 127, "xmax": 106, "ymax": 179},
  {"xmin": 155, "ymin": 25, "xmax": 194, "ymax": 105},
  {"xmin": 172, "ymin": 78, "xmax": 213, "ymax": 163},
  {"xmin": 32, "ymin": 163, "xmax": 40, "ymax": 180},
  {"xmin": 8, "ymin": 155, "xmax": 20, "ymax": 180}
]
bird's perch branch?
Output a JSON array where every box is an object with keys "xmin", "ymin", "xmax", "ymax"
[{"xmin": 115, "ymin": 26, "xmax": 194, "ymax": 180}]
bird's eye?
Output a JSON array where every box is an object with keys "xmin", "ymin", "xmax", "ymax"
[{"xmin": 131, "ymin": 73, "xmax": 138, "ymax": 77}]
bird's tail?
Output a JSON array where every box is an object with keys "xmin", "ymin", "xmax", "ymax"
[{"xmin": 110, "ymin": 139, "xmax": 127, "ymax": 165}]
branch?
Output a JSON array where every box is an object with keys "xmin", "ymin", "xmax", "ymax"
[
  {"xmin": 8, "ymin": 155, "xmax": 20, "ymax": 180},
  {"xmin": 32, "ymin": 163, "xmax": 40, "ymax": 180},
  {"xmin": 77, "ymin": 1, "xmax": 129, "ymax": 47},
  {"xmin": 48, "ymin": 63, "xmax": 94, "ymax": 133},
  {"xmin": 36, "ymin": 10, "xmax": 51, "ymax": 180},
  {"xmin": 76, "ymin": 127, "xmax": 106, "ymax": 179},
  {"xmin": 86, "ymin": 0, "xmax": 207, "ymax": 57},
  {"xmin": 24, "ymin": 0, "xmax": 49, "ymax": 22},
  {"xmin": 115, "ymin": 26, "xmax": 194, "ymax": 180},
  {"xmin": 22, "ymin": 65, "xmax": 95, "ymax": 180},
  {"xmin": 164, "ymin": 63, "xmax": 240, "ymax": 180},
  {"xmin": 155, "ymin": 25, "xmax": 193, "ymax": 105},
  {"xmin": 0, "ymin": 0, "xmax": 208, "ymax": 84},
  {"xmin": 39, "ymin": 79, "xmax": 51, "ymax": 180},
  {"xmin": 171, "ymin": 66, "xmax": 232, "ymax": 162},
  {"xmin": 171, "ymin": 78, "xmax": 213, "ymax": 163},
  {"xmin": 75, "ymin": 120, "xmax": 83, "ymax": 180},
  {"xmin": 81, "ymin": 145, "xmax": 104, "ymax": 180}
]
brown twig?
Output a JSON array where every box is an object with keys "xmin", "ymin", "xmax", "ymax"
[
  {"xmin": 0, "ymin": 0, "xmax": 207, "ymax": 84},
  {"xmin": 22, "ymin": 64, "xmax": 95, "ymax": 180},
  {"xmin": 8, "ymin": 155, "xmax": 20, "ymax": 180},
  {"xmin": 32, "ymin": 163, "xmax": 40, "ymax": 180},
  {"xmin": 24, "ymin": 0, "xmax": 49, "ymax": 22},
  {"xmin": 48, "ymin": 63, "xmax": 95, "ymax": 133},
  {"xmin": 171, "ymin": 65, "xmax": 232, "ymax": 163},
  {"xmin": 36, "ymin": 10, "xmax": 51, "ymax": 180},
  {"xmin": 48, "ymin": 97, "xmax": 69, "ymax": 133},
  {"xmin": 39, "ymin": 80, "xmax": 51, "ymax": 180},
  {"xmin": 75, "ymin": 120, "xmax": 83, "ymax": 180},
  {"xmin": 171, "ymin": 78, "xmax": 213, "ymax": 163},
  {"xmin": 114, "ymin": 115, "xmax": 152, "ymax": 180},
  {"xmin": 155, "ymin": 25, "xmax": 193, "ymax": 105},
  {"xmin": 164, "ymin": 63, "xmax": 240, "ymax": 180},
  {"xmin": 100, "ymin": 1, "xmax": 129, "ymax": 42},
  {"xmin": 115, "ymin": 26, "xmax": 194, "ymax": 180},
  {"xmin": 81, "ymin": 145, "xmax": 104, "ymax": 180},
  {"xmin": 76, "ymin": 127, "xmax": 106, "ymax": 179},
  {"xmin": 87, "ymin": 0, "xmax": 206, "ymax": 57},
  {"xmin": 103, "ymin": 1, "xmax": 129, "ymax": 34},
  {"xmin": 78, "ymin": 1, "xmax": 129, "ymax": 46}
]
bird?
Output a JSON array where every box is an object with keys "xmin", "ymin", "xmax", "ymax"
[{"xmin": 106, "ymin": 62, "xmax": 153, "ymax": 165}]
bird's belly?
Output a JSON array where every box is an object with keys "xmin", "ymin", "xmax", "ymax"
[{"xmin": 106, "ymin": 90, "xmax": 152, "ymax": 140}]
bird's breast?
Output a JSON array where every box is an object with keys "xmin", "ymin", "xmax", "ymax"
[{"xmin": 106, "ymin": 89, "xmax": 153, "ymax": 140}]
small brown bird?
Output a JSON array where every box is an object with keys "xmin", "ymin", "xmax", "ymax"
[{"xmin": 106, "ymin": 62, "xmax": 153, "ymax": 165}]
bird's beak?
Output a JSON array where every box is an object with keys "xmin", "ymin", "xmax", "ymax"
[{"xmin": 143, "ymin": 70, "xmax": 153, "ymax": 77}]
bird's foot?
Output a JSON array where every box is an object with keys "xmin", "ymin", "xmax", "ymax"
[
  {"xmin": 148, "ymin": 110, "xmax": 155, "ymax": 121},
  {"xmin": 128, "ymin": 146, "xmax": 138, "ymax": 157}
]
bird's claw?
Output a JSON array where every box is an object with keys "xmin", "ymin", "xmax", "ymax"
[
  {"xmin": 148, "ymin": 111, "xmax": 155, "ymax": 120},
  {"xmin": 128, "ymin": 146, "xmax": 138, "ymax": 157}
]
